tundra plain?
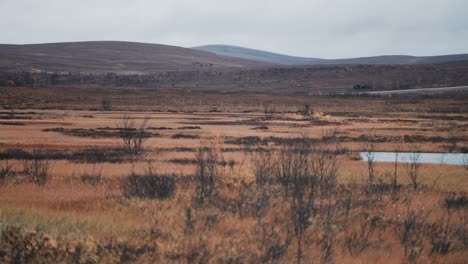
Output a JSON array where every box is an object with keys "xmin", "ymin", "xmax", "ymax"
[{"xmin": 0, "ymin": 86, "xmax": 467, "ymax": 263}]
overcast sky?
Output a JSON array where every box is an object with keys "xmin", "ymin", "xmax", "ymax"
[{"xmin": 1, "ymin": 0, "xmax": 467, "ymax": 58}]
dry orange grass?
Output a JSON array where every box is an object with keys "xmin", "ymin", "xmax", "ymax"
[{"xmin": 0, "ymin": 93, "xmax": 467, "ymax": 262}]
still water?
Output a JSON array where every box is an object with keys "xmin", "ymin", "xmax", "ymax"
[{"xmin": 359, "ymin": 152, "xmax": 467, "ymax": 166}]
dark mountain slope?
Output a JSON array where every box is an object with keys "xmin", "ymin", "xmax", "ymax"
[{"xmin": 0, "ymin": 41, "xmax": 272, "ymax": 74}]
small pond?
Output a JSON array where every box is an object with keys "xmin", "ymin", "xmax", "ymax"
[{"xmin": 359, "ymin": 152, "xmax": 467, "ymax": 166}]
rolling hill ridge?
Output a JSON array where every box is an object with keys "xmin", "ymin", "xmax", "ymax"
[
  {"xmin": 0, "ymin": 41, "xmax": 272, "ymax": 74},
  {"xmin": 193, "ymin": 45, "xmax": 468, "ymax": 65}
]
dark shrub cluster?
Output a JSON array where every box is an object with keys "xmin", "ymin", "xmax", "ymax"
[
  {"xmin": 0, "ymin": 148, "xmax": 128, "ymax": 163},
  {"xmin": 171, "ymin": 133, "xmax": 200, "ymax": 139},
  {"xmin": 445, "ymin": 193, "xmax": 468, "ymax": 209},
  {"xmin": 177, "ymin": 126, "xmax": 201, "ymax": 130},
  {"xmin": 0, "ymin": 161, "xmax": 16, "ymax": 184},
  {"xmin": 0, "ymin": 225, "xmax": 156, "ymax": 263},
  {"xmin": 22, "ymin": 151, "xmax": 49, "ymax": 185},
  {"xmin": 123, "ymin": 174, "xmax": 176, "ymax": 199}
]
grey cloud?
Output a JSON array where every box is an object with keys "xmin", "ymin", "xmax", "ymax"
[{"xmin": 1, "ymin": 0, "xmax": 467, "ymax": 58}]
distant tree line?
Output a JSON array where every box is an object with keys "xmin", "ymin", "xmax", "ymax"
[{"xmin": 1, "ymin": 64, "xmax": 468, "ymax": 91}]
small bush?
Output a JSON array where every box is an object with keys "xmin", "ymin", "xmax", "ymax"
[
  {"xmin": 118, "ymin": 115, "xmax": 151, "ymax": 155},
  {"xmin": 209, "ymin": 108, "xmax": 221, "ymax": 112},
  {"xmin": 428, "ymin": 226, "xmax": 452, "ymax": 256},
  {"xmin": 80, "ymin": 174, "xmax": 102, "ymax": 186},
  {"xmin": 0, "ymin": 160, "xmax": 16, "ymax": 184},
  {"xmin": 194, "ymin": 137, "xmax": 224, "ymax": 204},
  {"xmin": 344, "ymin": 215, "xmax": 381, "ymax": 256},
  {"xmin": 348, "ymin": 152, "xmax": 362, "ymax": 161},
  {"xmin": 445, "ymin": 193, "xmax": 468, "ymax": 209},
  {"xmin": 100, "ymin": 97, "xmax": 112, "ymax": 111},
  {"xmin": 123, "ymin": 174, "xmax": 176, "ymax": 199},
  {"xmin": 23, "ymin": 151, "xmax": 49, "ymax": 185}
]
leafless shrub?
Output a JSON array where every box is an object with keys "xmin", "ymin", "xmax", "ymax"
[
  {"xmin": 251, "ymin": 146, "xmax": 275, "ymax": 232},
  {"xmin": 77, "ymin": 163, "xmax": 103, "ymax": 186},
  {"xmin": 463, "ymin": 154, "xmax": 468, "ymax": 174},
  {"xmin": 276, "ymin": 138, "xmax": 341, "ymax": 263},
  {"xmin": 0, "ymin": 160, "xmax": 16, "ymax": 184},
  {"xmin": 194, "ymin": 136, "xmax": 224, "ymax": 204},
  {"xmin": 310, "ymin": 147, "xmax": 340, "ymax": 263},
  {"xmin": 393, "ymin": 137, "xmax": 403, "ymax": 193},
  {"xmin": 405, "ymin": 153, "xmax": 421, "ymax": 190},
  {"xmin": 455, "ymin": 211, "xmax": 468, "ymax": 248},
  {"xmin": 2, "ymin": 90, "xmax": 23, "ymax": 118},
  {"xmin": 322, "ymin": 127, "xmax": 346, "ymax": 154},
  {"xmin": 427, "ymin": 207, "xmax": 453, "ymax": 256},
  {"xmin": 446, "ymin": 123, "xmax": 458, "ymax": 152},
  {"xmin": 118, "ymin": 115, "xmax": 151, "ymax": 155},
  {"xmin": 363, "ymin": 131, "xmax": 376, "ymax": 188},
  {"xmin": 344, "ymin": 214, "xmax": 381, "ymax": 256},
  {"xmin": 395, "ymin": 203, "xmax": 430, "ymax": 262},
  {"xmin": 320, "ymin": 202, "xmax": 336, "ymax": 264},
  {"xmin": 277, "ymin": 138, "xmax": 316, "ymax": 263},
  {"xmin": 252, "ymin": 144, "xmax": 277, "ymax": 190},
  {"xmin": 236, "ymin": 183, "xmax": 255, "ymax": 219},
  {"xmin": 23, "ymin": 150, "xmax": 49, "ymax": 185},
  {"xmin": 263, "ymin": 104, "xmax": 276, "ymax": 120},
  {"xmin": 277, "ymin": 144, "xmax": 294, "ymax": 200},
  {"xmin": 100, "ymin": 96, "xmax": 112, "ymax": 111},
  {"xmin": 183, "ymin": 208, "xmax": 212, "ymax": 264},
  {"xmin": 257, "ymin": 216, "xmax": 292, "ymax": 264},
  {"xmin": 311, "ymin": 147, "xmax": 338, "ymax": 201},
  {"xmin": 300, "ymin": 103, "xmax": 312, "ymax": 120},
  {"xmin": 249, "ymin": 144, "xmax": 293, "ymax": 263},
  {"xmin": 337, "ymin": 186, "xmax": 354, "ymax": 230}
]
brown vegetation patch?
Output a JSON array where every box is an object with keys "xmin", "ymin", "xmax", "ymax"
[
  {"xmin": 177, "ymin": 126, "xmax": 201, "ymax": 130},
  {"xmin": 122, "ymin": 174, "xmax": 176, "ymax": 199},
  {"xmin": 416, "ymin": 114, "xmax": 467, "ymax": 121},
  {"xmin": 0, "ymin": 148, "xmax": 129, "ymax": 163},
  {"xmin": 0, "ymin": 225, "xmax": 156, "ymax": 263},
  {"xmin": 171, "ymin": 133, "xmax": 200, "ymax": 139},
  {"xmin": 377, "ymin": 118, "xmax": 420, "ymax": 124},
  {"xmin": 0, "ymin": 121, "xmax": 26, "ymax": 126},
  {"xmin": 147, "ymin": 126, "xmax": 173, "ymax": 130},
  {"xmin": 43, "ymin": 127, "xmax": 159, "ymax": 138},
  {"xmin": 168, "ymin": 158, "xmax": 233, "ymax": 166},
  {"xmin": 0, "ymin": 115, "xmax": 33, "ymax": 120},
  {"xmin": 252, "ymin": 125, "xmax": 269, "ymax": 130}
]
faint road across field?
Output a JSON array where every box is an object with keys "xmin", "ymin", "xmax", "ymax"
[{"xmin": 364, "ymin": 85, "xmax": 468, "ymax": 95}]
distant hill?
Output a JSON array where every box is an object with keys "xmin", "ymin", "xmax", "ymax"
[
  {"xmin": 0, "ymin": 41, "xmax": 271, "ymax": 74},
  {"xmin": 2, "ymin": 41, "xmax": 468, "ymax": 93},
  {"xmin": 193, "ymin": 45, "xmax": 325, "ymax": 65},
  {"xmin": 193, "ymin": 45, "xmax": 468, "ymax": 65}
]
